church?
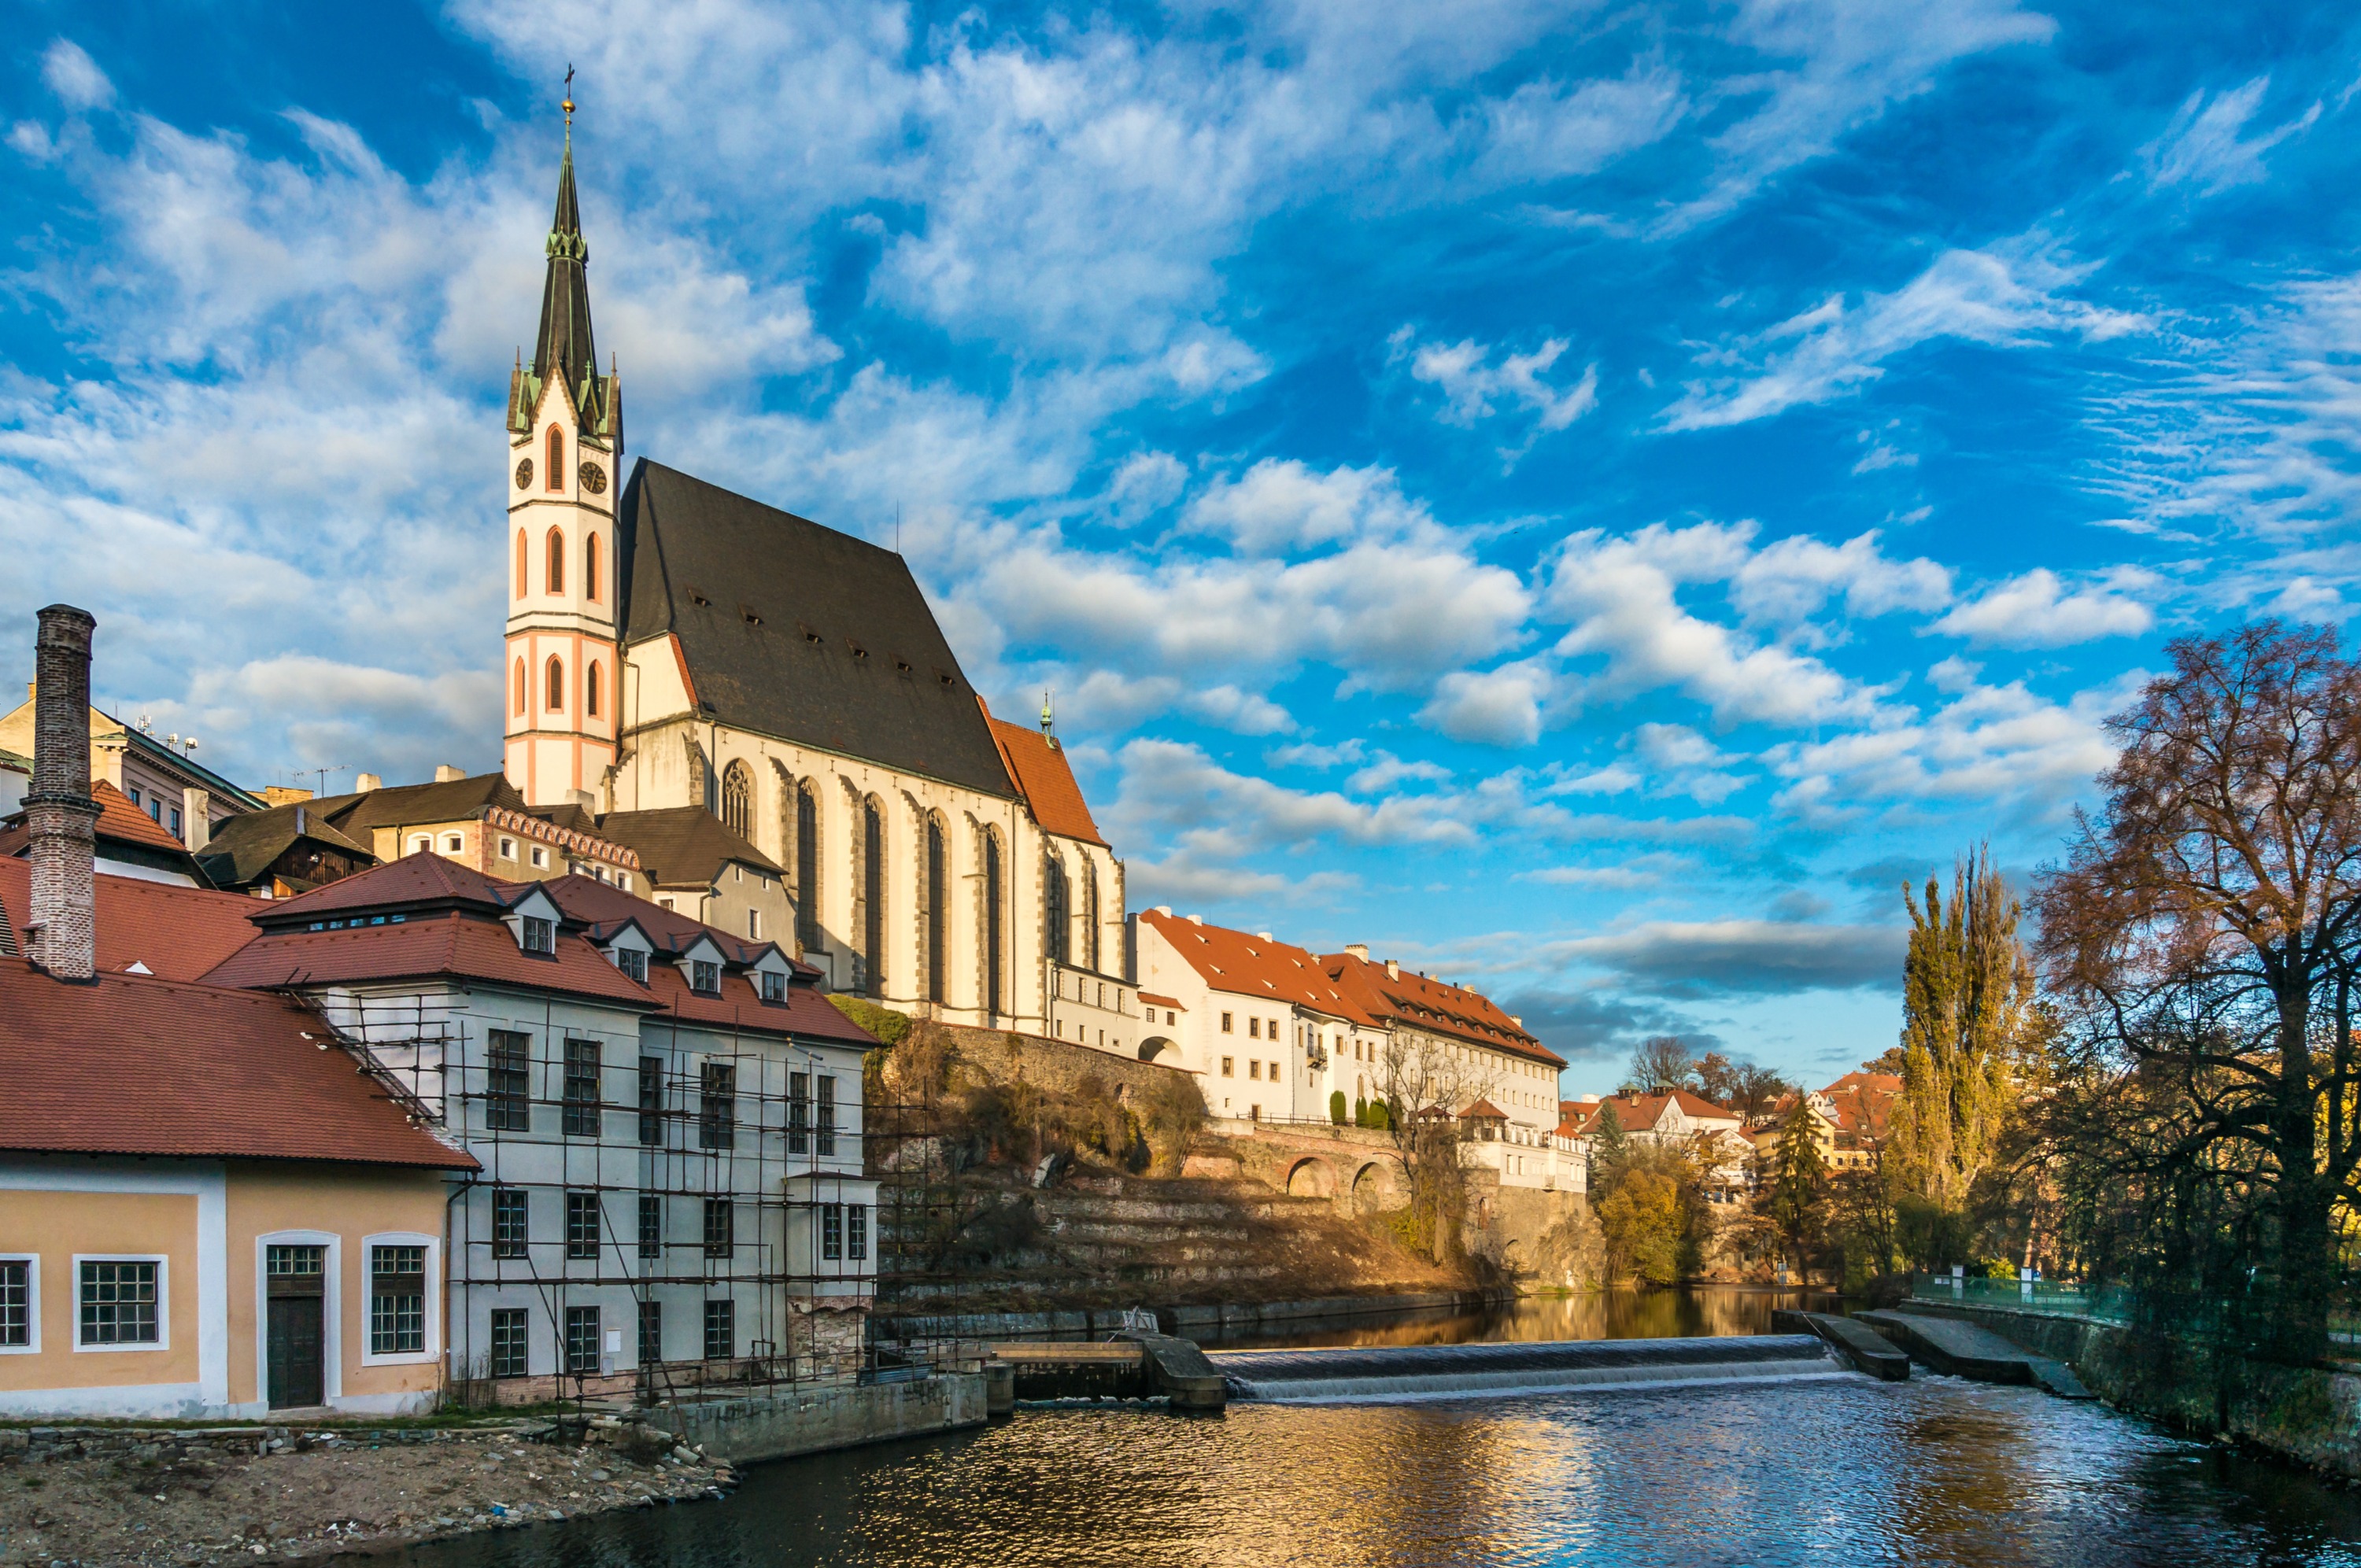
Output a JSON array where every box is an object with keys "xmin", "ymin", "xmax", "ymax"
[{"xmin": 498, "ymin": 129, "xmax": 1138, "ymax": 1052}]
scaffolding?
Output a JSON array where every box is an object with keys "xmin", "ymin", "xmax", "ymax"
[{"xmin": 297, "ymin": 987, "xmax": 884, "ymax": 1408}]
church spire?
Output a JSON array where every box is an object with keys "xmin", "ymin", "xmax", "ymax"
[{"xmin": 512, "ymin": 79, "xmax": 619, "ymax": 444}]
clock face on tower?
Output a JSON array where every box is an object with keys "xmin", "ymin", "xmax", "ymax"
[
  {"xmin": 578, "ymin": 460, "xmax": 608, "ymax": 495},
  {"xmin": 515, "ymin": 458, "xmax": 534, "ymax": 489}
]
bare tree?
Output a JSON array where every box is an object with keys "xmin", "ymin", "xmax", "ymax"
[
  {"xmin": 1375, "ymin": 1031, "xmax": 1503, "ymax": 1263},
  {"xmin": 1625, "ymin": 1035, "xmax": 1699, "ymax": 1095},
  {"xmin": 2035, "ymin": 622, "xmax": 2361, "ymax": 1357}
]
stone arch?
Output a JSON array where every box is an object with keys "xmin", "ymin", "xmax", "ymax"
[
  {"xmin": 1138, "ymin": 1036, "xmax": 1175, "ymax": 1063},
  {"xmin": 1352, "ymin": 1161, "xmax": 1401, "ymax": 1212},
  {"xmin": 1285, "ymin": 1158, "xmax": 1337, "ymax": 1199}
]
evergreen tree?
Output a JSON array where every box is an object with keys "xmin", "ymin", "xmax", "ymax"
[{"xmin": 1766, "ymin": 1097, "xmax": 1828, "ymax": 1273}]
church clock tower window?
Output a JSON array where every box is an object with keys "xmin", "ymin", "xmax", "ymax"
[
  {"xmin": 546, "ymin": 655, "xmax": 565, "ymax": 714},
  {"xmin": 585, "ymin": 533, "xmax": 601, "ymax": 601},
  {"xmin": 545, "ymin": 425, "xmax": 564, "ymax": 491},
  {"xmin": 545, "ymin": 527, "xmax": 566, "ymax": 595}
]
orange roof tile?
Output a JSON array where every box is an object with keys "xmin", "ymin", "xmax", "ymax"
[
  {"xmin": 0, "ymin": 959, "xmax": 473, "ymax": 1169},
  {"xmin": 0, "ymin": 858, "xmax": 261, "ymax": 980},
  {"xmin": 1140, "ymin": 910, "xmax": 1379, "ymax": 1024},
  {"xmin": 90, "ymin": 779, "xmax": 195, "ymax": 853},
  {"xmin": 1319, "ymin": 950, "xmax": 1564, "ymax": 1070},
  {"xmin": 987, "ymin": 714, "xmax": 1107, "ymax": 846}
]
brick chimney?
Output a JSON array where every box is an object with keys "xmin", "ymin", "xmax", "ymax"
[{"xmin": 24, "ymin": 605, "xmax": 101, "ymax": 982}]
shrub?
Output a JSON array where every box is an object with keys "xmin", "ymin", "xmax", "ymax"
[
  {"xmin": 1139, "ymin": 1071, "xmax": 1208, "ymax": 1176},
  {"xmin": 827, "ymin": 993, "xmax": 911, "ymax": 1048},
  {"xmin": 1329, "ymin": 1090, "xmax": 1348, "ymax": 1125},
  {"xmin": 1354, "ymin": 1097, "xmax": 1369, "ymax": 1126}
]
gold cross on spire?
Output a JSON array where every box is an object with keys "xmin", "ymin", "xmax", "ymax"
[{"xmin": 562, "ymin": 65, "xmax": 575, "ymax": 137}]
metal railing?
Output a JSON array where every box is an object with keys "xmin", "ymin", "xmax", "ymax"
[{"xmin": 1909, "ymin": 1274, "xmax": 2361, "ymax": 1346}]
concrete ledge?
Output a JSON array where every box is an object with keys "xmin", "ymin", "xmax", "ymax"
[
  {"xmin": 652, "ymin": 1374, "xmax": 988, "ymax": 1465},
  {"xmin": 1857, "ymin": 1310, "xmax": 2092, "ymax": 1398},
  {"xmin": 1771, "ymin": 1310, "xmax": 1909, "ymax": 1380}
]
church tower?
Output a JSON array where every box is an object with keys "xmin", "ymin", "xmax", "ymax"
[{"xmin": 503, "ymin": 98, "xmax": 623, "ymax": 810}]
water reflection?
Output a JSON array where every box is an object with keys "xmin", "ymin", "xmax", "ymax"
[
  {"xmin": 389, "ymin": 1375, "xmax": 2361, "ymax": 1568},
  {"xmin": 1225, "ymin": 1285, "xmax": 1846, "ymax": 1349}
]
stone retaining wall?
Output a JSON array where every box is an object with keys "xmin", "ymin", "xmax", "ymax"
[
  {"xmin": 652, "ymin": 1374, "xmax": 988, "ymax": 1464},
  {"xmin": 0, "ymin": 1420, "xmax": 550, "ymax": 1465},
  {"xmin": 919, "ymin": 1020, "xmax": 1190, "ymax": 1101},
  {"xmin": 1910, "ymin": 1300, "xmax": 2361, "ymax": 1479}
]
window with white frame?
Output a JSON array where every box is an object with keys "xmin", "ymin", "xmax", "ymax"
[
  {"xmin": 499, "ymin": 836, "xmax": 517, "ymax": 859},
  {"xmin": 412, "ymin": 836, "xmax": 430, "ymax": 854},
  {"xmin": 79, "ymin": 1259, "xmax": 161, "ymax": 1346},
  {"xmin": 370, "ymin": 1245, "xmax": 427, "ymax": 1355},
  {"xmin": 530, "ymin": 845, "xmax": 549, "ymax": 869},
  {"xmin": 760, "ymin": 970, "xmax": 785, "ymax": 1002},
  {"xmin": 0, "ymin": 1258, "xmax": 32, "ymax": 1348},
  {"xmin": 443, "ymin": 833, "xmax": 464, "ymax": 853}
]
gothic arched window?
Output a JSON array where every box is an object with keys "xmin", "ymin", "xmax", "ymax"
[
  {"xmin": 585, "ymin": 660, "xmax": 602, "ymax": 718},
  {"xmin": 545, "ymin": 527, "xmax": 565, "ymax": 595},
  {"xmin": 1083, "ymin": 861, "xmax": 1101, "ymax": 971},
  {"xmin": 925, "ymin": 815, "xmax": 947, "ymax": 1002},
  {"xmin": 983, "ymin": 830, "xmax": 1003, "ymax": 1020},
  {"xmin": 585, "ymin": 532, "xmax": 601, "ymax": 602},
  {"xmin": 545, "ymin": 425, "xmax": 564, "ymax": 492},
  {"xmin": 795, "ymin": 783, "xmax": 821, "ymax": 954},
  {"xmin": 512, "ymin": 657, "xmax": 526, "ymax": 717},
  {"xmin": 545, "ymin": 655, "xmax": 564, "ymax": 714},
  {"xmin": 1044, "ymin": 855, "xmax": 1071, "ymax": 966},
  {"xmin": 515, "ymin": 529, "xmax": 527, "ymax": 598},
  {"xmin": 862, "ymin": 798, "xmax": 885, "ymax": 998},
  {"xmin": 720, "ymin": 760, "xmax": 753, "ymax": 839}
]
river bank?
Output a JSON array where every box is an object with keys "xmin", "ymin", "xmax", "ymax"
[{"xmin": 0, "ymin": 1419, "xmax": 737, "ymax": 1567}]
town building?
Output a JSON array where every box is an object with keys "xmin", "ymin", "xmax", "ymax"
[
  {"xmin": 2, "ymin": 606, "xmax": 883, "ymax": 1410},
  {"xmin": 299, "ymin": 770, "xmax": 642, "ymax": 892},
  {"xmin": 1568, "ymin": 1089, "xmax": 1753, "ymax": 1201},
  {"xmin": 0, "ymin": 605, "xmax": 475, "ymax": 1419},
  {"xmin": 0, "ymin": 779, "xmax": 216, "ymax": 887},
  {"xmin": 1131, "ymin": 909, "xmax": 1387, "ymax": 1121},
  {"xmin": 492, "ymin": 133, "xmax": 1132, "ymax": 1047},
  {"xmin": 0, "ymin": 692, "xmax": 264, "ymax": 850}
]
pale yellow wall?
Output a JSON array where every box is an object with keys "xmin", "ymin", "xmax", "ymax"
[
  {"xmin": 0, "ymin": 1190, "xmax": 199, "ymax": 1393},
  {"xmin": 225, "ymin": 1163, "xmax": 450, "ymax": 1406}
]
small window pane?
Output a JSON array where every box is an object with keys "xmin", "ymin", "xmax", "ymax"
[
  {"xmin": 370, "ymin": 1245, "xmax": 427, "ymax": 1354},
  {"xmin": 486, "ymin": 1031, "xmax": 531, "ymax": 1132},
  {"xmin": 638, "ymin": 1300, "xmax": 662, "ymax": 1365},
  {"xmin": 563, "ymin": 1039, "xmax": 602, "ymax": 1137},
  {"xmin": 703, "ymin": 1197, "xmax": 734, "ymax": 1258},
  {"xmin": 638, "ymin": 1192, "xmax": 663, "ymax": 1259},
  {"xmin": 567, "ymin": 1191, "xmax": 600, "ymax": 1260},
  {"xmin": 848, "ymin": 1204, "xmax": 868, "ymax": 1263},
  {"xmin": 703, "ymin": 1299, "xmax": 733, "ymax": 1361},
  {"xmin": 79, "ymin": 1260, "xmax": 158, "ymax": 1345},
  {"xmin": 564, "ymin": 1305, "xmax": 600, "ymax": 1374},
  {"xmin": 490, "ymin": 1308, "xmax": 530, "ymax": 1378},
  {"xmin": 493, "ymin": 1187, "xmax": 529, "ymax": 1258},
  {"xmin": 822, "ymin": 1203, "xmax": 842, "ymax": 1262},
  {"xmin": 0, "ymin": 1260, "xmax": 28, "ymax": 1348}
]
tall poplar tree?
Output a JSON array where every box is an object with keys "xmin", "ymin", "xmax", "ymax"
[{"xmin": 1894, "ymin": 847, "xmax": 2032, "ymax": 1212}]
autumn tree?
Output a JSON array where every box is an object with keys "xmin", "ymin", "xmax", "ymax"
[
  {"xmin": 1892, "ymin": 847, "xmax": 2034, "ymax": 1214},
  {"xmin": 1374, "ymin": 1030, "xmax": 1502, "ymax": 1263},
  {"xmin": 2035, "ymin": 622, "xmax": 2361, "ymax": 1359}
]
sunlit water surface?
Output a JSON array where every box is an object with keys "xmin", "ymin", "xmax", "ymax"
[{"xmin": 389, "ymin": 1372, "xmax": 2361, "ymax": 1567}]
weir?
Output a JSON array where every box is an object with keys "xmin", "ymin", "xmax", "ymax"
[{"xmin": 1213, "ymin": 1334, "xmax": 1850, "ymax": 1403}]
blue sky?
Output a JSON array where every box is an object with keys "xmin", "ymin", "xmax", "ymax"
[{"xmin": 3, "ymin": 2, "xmax": 2356, "ymax": 1094}]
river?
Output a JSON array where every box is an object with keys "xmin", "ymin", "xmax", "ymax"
[{"xmin": 388, "ymin": 1289, "xmax": 2361, "ymax": 1568}]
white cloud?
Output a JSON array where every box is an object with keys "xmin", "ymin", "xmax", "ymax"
[
  {"xmin": 1418, "ymin": 662, "xmax": 1554, "ymax": 746},
  {"xmin": 1401, "ymin": 330, "xmax": 1600, "ymax": 440},
  {"xmin": 1515, "ymin": 854, "xmax": 1687, "ymax": 890},
  {"xmin": 1730, "ymin": 529, "xmax": 1952, "ymax": 624},
  {"xmin": 1106, "ymin": 738, "xmax": 1476, "ymax": 861},
  {"xmin": 1764, "ymin": 677, "xmax": 2121, "ymax": 825},
  {"xmin": 41, "ymin": 39, "xmax": 114, "ymax": 110},
  {"xmin": 1543, "ymin": 522, "xmax": 1875, "ymax": 725},
  {"xmin": 1664, "ymin": 248, "xmax": 2145, "ymax": 430},
  {"xmin": 2142, "ymin": 77, "xmax": 2320, "ymax": 197},
  {"xmin": 1926, "ymin": 655, "xmax": 1982, "ymax": 694},
  {"xmin": 1265, "ymin": 738, "xmax": 1367, "ymax": 770},
  {"xmin": 1540, "ymin": 918, "xmax": 1906, "ymax": 994},
  {"xmin": 1347, "ymin": 752, "xmax": 1454, "ymax": 793},
  {"xmin": 1631, "ymin": 722, "xmax": 1747, "ymax": 803},
  {"xmin": 1180, "ymin": 459, "xmax": 1430, "ymax": 555},
  {"xmin": 1932, "ymin": 567, "xmax": 2156, "ymax": 647}
]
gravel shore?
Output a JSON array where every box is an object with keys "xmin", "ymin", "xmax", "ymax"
[{"xmin": 0, "ymin": 1426, "xmax": 737, "ymax": 1567}]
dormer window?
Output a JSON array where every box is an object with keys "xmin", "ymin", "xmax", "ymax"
[
  {"xmin": 760, "ymin": 971, "xmax": 785, "ymax": 1003},
  {"xmin": 522, "ymin": 916, "xmax": 556, "ymax": 955},
  {"xmin": 692, "ymin": 960, "xmax": 721, "ymax": 994},
  {"xmin": 613, "ymin": 947, "xmax": 648, "ymax": 983}
]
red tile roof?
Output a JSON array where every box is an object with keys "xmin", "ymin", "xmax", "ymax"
[
  {"xmin": 1140, "ymin": 910, "xmax": 1377, "ymax": 1024},
  {"xmin": 1460, "ymin": 1097, "xmax": 1509, "ymax": 1120},
  {"xmin": 988, "ymin": 715, "xmax": 1107, "ymax": 846},
  {"xmin": 529, "ymin": 873, "xmax": 815, "ymax": 976},
  {"xmin": 0, "ymin": 959, "xmax": 473, "ymax": 1168},
  {"xmin": 202, "ymin": 910, "xmax": 661, "ymax": 1005},
  {"xmin": 260, "ymin": 850, "xmax": 512, "ymax": 921},
  {"xmin": 1571, "ymin": 1089, "xmax": 1740, "ymax": 1136},
  {"xmin": 88, "ymin": 779, "xmax": 194, "ymax": 854},
  {"xmin": 0, "ymin": 858, "xmax": 262, "ymax": 980},
  {"xmin": 1137, "ymin": 992, "xmax": 1182, "ymax": 1010},
  {"xmin": 1319, "ymin": 951, "xmax": 1564, "ymax": 1069},
  {"xmin": 636, "ymin": 961, "xmax": 878, "ymax": 1046}
]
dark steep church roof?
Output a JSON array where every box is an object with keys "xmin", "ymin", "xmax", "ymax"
[{"xmin": 615, "ymin": 460, "xmax": 1017, "ymax": 799}]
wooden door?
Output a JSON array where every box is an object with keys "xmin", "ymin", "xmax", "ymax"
[{"xmin": 267, "ymin": 1293, "xmax": 323, "ymax": 1408}]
